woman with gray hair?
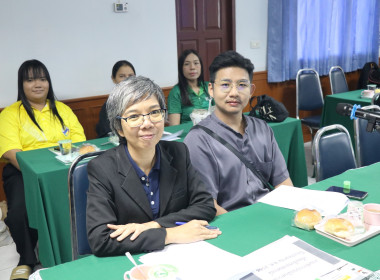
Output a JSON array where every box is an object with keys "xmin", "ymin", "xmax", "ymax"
[{"xmin": 86, "ymin": 76, "xmax": 220, "ymax": 256}]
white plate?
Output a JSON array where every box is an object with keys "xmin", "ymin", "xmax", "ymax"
[
  {"xmin": 55, "ymin": 152, "xmax": 80, "ymax": 165},
  {"xmin": 315, "ymin": 214, "xmax": 380, "ymax": 246}
]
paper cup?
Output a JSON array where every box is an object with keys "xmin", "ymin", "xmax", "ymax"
[
  {"xmin": 367, "ymin": 84, "xmax": 377, "ymax": 91},
  {"xmin": 124, "ymin": 264, "xmax": 178, "ymax": 280},
  {"xmin": 364, "ymin": 203, "xmax": 380, "ymax": 226}
]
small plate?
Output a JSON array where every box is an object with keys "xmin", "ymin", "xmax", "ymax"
[{"xmin": 55, "ymin": 152, "xmax": 80, "ymax": 165}]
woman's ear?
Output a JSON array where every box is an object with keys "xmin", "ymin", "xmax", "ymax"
[{"xmin": 117, "ymin": 129, "xmax": 125, "ymax": 138}]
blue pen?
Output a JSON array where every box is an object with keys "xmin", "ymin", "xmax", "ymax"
[{"xmin": 175, "ymin": 222, "xmax": 218, "ymax": 230}]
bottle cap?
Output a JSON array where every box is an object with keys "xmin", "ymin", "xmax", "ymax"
[{"xmin": 343, "ymin": 180, "xmax": 351, "ymax": 194}]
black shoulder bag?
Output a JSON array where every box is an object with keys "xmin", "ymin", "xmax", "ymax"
[
  {"xmin": 192, "ymin": 124, "xmax": 274, "ymax": 192},
  {"xmin": 249, "ymin": 95, "xmax": 289, "ymax": 122}
]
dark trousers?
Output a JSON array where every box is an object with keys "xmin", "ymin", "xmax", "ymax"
[{"xmin": 3, "ymin": 164, "xmax": 38, "ymax": 267}]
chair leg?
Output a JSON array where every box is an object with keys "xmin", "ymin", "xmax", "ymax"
[{"xmin": 308, "ymin": 126, "xmax": 316, "ymax": 178}]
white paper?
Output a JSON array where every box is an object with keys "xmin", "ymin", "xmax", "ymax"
[
  {"xmin": 258, "ymin": 185, "xmax": 349, "ymax": 216},
  {"xmin": 234, "ymin": 235, "xmax": 347, "ymax": 280},
  {"xmin": 161, "ymin": 129, "xmax": 183, "ymax": 141},
  {"xmin": 139, "ymin": 241, "xmax": 245, "ymax": 280}
]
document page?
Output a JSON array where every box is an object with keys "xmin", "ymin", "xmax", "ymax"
[
  {"xmin": 233, "ymin": 236, "xmax": 345, "ymax": 280},
  {"xmin": 139, "ymin": 241, "xmax": 245, "ymax": 280},
  {"xmin": 258, "ymin": 185, "xmax": 349, "ymax": 216},
  {"xmin": 230, "ymin": 235, "xmax": 372, "ymax": 280}
]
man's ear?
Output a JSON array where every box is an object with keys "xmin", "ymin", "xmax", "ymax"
[
  {"xmin": 250, "ymin": 83, "xmax": 256, "ymax": 98},
  {"xmin": 208, "ymin": 82, "xmax": 214, "ymax": 98}
]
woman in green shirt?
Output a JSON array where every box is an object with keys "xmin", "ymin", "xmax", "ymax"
[{"xmin": 168, "ymin": 49, "xmax": 211, "ymax": 125}]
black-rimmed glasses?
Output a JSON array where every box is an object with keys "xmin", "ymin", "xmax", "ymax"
[{"xmin": 117, "ymin": 109, "xmax": 166, "ymax": 127}]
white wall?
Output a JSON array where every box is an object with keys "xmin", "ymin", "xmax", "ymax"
[
  {"xmin": 0, "ymin": 0, "xmax": 269, "ymax": 108},
  {"xmin": 0, "ymin": 0, "xmax": 178, "ymax": 107},
  {"xmin": 236, "ymin": 0, "xmax": 268, "ymax": 72}
]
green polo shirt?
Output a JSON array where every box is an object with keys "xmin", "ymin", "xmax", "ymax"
[{"xmin": 168, "ymin": 82, "xmax": 210, "ymax": 124}]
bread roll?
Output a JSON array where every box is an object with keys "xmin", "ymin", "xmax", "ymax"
[
  {"xmin": 294, "ymin": 209, "xmax": 322, "ymax": 230},
  {"xmin": 79, "ymin": 145, "xmax": 96, "ymax": 155},
  {"xmin": 324, "ymin": 218, "xmax": 354, "ymax": 239}
]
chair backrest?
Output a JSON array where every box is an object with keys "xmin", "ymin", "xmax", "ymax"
[
  {"xmin": 68, "ymin": 150, "xmax": 104, "ymax": 260},
  {"xmin": 357, "ymin": 62, "xmax": 379, "ymax": 89},
  {"xmin": 354, "ymin": 105, "xmax": 380, "ymax": 167},
  {"xmin": 313, "ymin": 124, "xmax": 356, "ymax": 182},
  {"xmin": 372, "ymin": 93, "xmax": 380, "ymax": 106},
  {"xmin": 329, "ymin": 66, "xmax": 348, "ymax": 94},
  {"xmin": 296, "ymin": 69, "xmax": 324, "ymax": 118}
]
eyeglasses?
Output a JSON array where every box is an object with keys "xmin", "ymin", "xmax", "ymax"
[
  {"xmin": 117, "ymin": 109, "xmax": 166, "ymax": 127},
  {"xmin": 213, "ymin": 80, "xmax": 254, "ymax": 93}
]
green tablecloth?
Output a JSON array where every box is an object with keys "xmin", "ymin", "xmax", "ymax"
[
  {"xmin": 321, "ymin": 90, "xmax": 371, "ymax": 146},
  {"xmin": 16, "ymin": 117, "xmax": 307, "ymax": 267},
  {"xmin": 39, "ymin": 162, "xmax": 380, "ymax": 279}
]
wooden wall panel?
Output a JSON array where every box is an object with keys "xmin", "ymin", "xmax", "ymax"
[{"xmin": 63, "ymin": 95, "xmax": 108, "ymax": 140}]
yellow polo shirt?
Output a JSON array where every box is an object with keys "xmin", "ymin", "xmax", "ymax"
[{"xmin": 0, "ymin": 100, "xmax": 86, "ymax": 158}]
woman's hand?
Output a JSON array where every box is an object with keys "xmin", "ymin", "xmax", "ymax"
[
  {"xmin": 108, "ymin": 221, "xmax": 161, "ymax": 241},
  {"xmin": 165, "ymin": 220, "xmax": 222, "ymax": 245}
]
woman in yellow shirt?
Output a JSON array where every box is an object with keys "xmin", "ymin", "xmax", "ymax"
[{"xmin": 0, "ymin": 59, "xmax": 85, "ymax": 279}]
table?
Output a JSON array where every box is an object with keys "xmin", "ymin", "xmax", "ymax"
[
  {"xmin": 16, "ymin": 117, "xmax": 307, "ymax": 267},
  {"xmin": 38, "ymin": 162, "xmax": 380, "ymax": 279},
  {"xmin": 321, "ymin": 89, "xmax": 371, "ymax": 145}
]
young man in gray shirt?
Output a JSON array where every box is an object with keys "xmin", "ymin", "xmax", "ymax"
[{"xmin": 184, "ymin": 51, "xmax": 293, "ymax": 215}]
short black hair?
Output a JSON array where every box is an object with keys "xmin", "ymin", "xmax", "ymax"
[
  {"xmin": 209, "ymin": 50, "xmax": 254, "ymax": 82},
  {"xmin": 111, "ymin": 60, "xmax": 136, "ymax": 78}
]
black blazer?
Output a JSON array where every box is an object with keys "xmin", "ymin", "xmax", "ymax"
[{"xmin": 86, "ymin": 141, "xmax": 216, "ymax": 257}]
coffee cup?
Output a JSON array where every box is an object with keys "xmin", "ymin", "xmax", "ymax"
[
  {"xmin": 367, "ymin": 84, "xmax": 377, "ymax": 91},
  {"xmin": 363, "ymin": 203, "xmax": 380, "ymax": 226},
  {"xmin": 124, "ymin": 264, "xmax": 178, "ymax": 280},
  {"xmin": 58, "ymin": 139, "xmax": 72, "ymax": 156}
]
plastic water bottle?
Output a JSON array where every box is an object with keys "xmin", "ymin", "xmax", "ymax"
[{"xmin": 346, "ymin": 201, "xmax": 365, "ymax": 234}]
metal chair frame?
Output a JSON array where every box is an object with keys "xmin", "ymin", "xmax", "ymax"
[
  {"xmin": 68, "ymin": 150, "xmax": 104, "ymax": 260},
  {"xmin": 296, "ymin": 68, "xmax": 324, "ymax": 139},
  {"xmin": 354, "ymin": 105, "xmax": 380, "ymax": 167},
  {"xmin": 329, "ymin": 66, "xmax": 349, "ymax": 94},
  {"xmin": 312, "ymin": 124, "xmax": 356, "ymax": 182}
]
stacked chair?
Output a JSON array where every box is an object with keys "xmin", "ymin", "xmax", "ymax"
[{"xmin": 329, "ymin": 66, "xmax": 348, "ymax": 94}]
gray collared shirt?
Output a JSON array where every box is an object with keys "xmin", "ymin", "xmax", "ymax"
[{"xmin": 184, "ymin": 113, "xmax": 289, "ymax": 211}]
